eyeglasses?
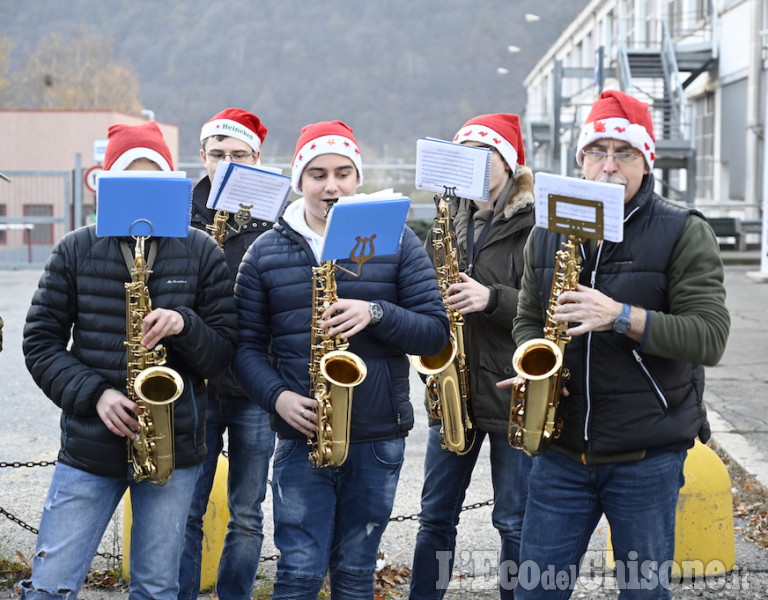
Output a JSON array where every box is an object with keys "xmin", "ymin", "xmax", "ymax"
[
  {"xmin": 582, "ymin": 149, "xmax": 641, "ymax": 165},
  {"xmin": 204, "ymin": 151, "xmax": 255, "ymax": 163}
]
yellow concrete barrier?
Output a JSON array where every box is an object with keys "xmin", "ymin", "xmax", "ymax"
[
  {"xmin": 122, "ymin": 453, "xmax": 231, "ymax": 590},
  {"xmin": 606, "ymin": 440, "xmax": 736, "ymax": 578}
]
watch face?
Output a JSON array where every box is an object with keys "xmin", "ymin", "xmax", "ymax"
[
  {"xmin": 613, "ymin": 318, "xmax": 630, "ymax": 334},
  {"xmin": 370, "ymin": 302, "xmax": 383, "ymax": 321},
  {"xmin": 613, "ymin": 303, "xmax": 631, "ymax": 334}
]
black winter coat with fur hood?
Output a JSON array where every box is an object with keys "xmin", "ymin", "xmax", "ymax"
[{"xmin": 425, "ymin": 165, "xmax": 535, "ymax": 435}]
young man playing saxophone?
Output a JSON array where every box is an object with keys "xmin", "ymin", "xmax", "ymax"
[
  {"xmin": 234, "ymin": 120, "xmax": 449, "ymax": 600},
  {"xmin": 179, "ymin": 107, "xmax": 276, "ymax": 600},
  {"xmin": 21, "ymin": 122, "xmax": 237, "ymax": 600}
]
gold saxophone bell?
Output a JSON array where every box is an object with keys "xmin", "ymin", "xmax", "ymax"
[
  {"xmin": 410, "ymin": 193, "xmax": 475, "ymax": 456},
  {"xmin": 508, "ymin": 234, "xmax": 581, "ymax": 456},
  {"xmin": 409, "ymin": 334, "xmax": 457, "ymax": 376},
  {"xmin": 509, "ymin": 339, "xmax": 564, "ymax": 456},
  {"xmin": 410, "ymin": 334, "xmax": 474, "ymax": 454},
  {"xmin": 310, "ymin": 350, "xmax": 368, "ymax": 467},
  {"xmin": 131, "ymin": 366, "xmax": 184, "ymax": 485}
]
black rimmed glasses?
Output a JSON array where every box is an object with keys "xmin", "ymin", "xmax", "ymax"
[
  {"xmin": 582, "ymin": 149, "xmax": 642, "ymax": 165},
  {"xmin": 204, "ymin": 151, "xmax": 255, "ymax": 163}
]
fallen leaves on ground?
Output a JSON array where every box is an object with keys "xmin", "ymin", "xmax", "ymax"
[{"xmin": 715, "ymin": 442, "xmax": 768, "ymax": 548}]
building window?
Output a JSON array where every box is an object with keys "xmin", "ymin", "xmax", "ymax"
[
  {"xmin": 694, "ymin": 93, "xmax": 714, "ymax": 202},
  {"xmin": 23, "ymin": 204, "xmax": 53, "ymax": 245},
  {"xmin": 0, "ymin": 204, "xmax": 5, "ymax": 244}
]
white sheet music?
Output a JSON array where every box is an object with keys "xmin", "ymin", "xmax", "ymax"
[
  {"xmin": 415, "ymin": 138, "xmax": 492, "ymax": 202},
  {"xmin": 206, "ymin": 162, "xmax": 290, "ymax": 222},
  {"xmin": 533, "ymin": 173, "xmax": 625, "ymax": 242}
]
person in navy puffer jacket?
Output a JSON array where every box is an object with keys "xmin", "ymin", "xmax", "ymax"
[{"xmin": 234, "ymin": 120, "xmax": 449, "ymax": 600}]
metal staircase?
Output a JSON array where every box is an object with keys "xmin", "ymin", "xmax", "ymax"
[
  {"xmin": 616, "ymin": 21, "xmax": 697, "ymax": 205},
  {"xmin": 524, "ymin": 18, "xmax": 716, "ymax": 207}
]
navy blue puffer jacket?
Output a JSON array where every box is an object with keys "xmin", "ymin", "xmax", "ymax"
[{"xmin": 234, "ymin": 221, "xmax": 449, "ymax": 442}]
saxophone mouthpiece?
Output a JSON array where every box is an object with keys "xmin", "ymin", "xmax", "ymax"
[{"xmin": 323, "ymin": 199, "xmax": 339, "ymax": 218}]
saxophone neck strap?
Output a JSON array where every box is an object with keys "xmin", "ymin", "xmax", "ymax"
[{"xmin": 120, "ymin": 239, "xmax": 158, "ymax": 273}]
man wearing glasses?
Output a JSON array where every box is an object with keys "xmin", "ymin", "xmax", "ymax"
[
  {"xmin": 179, "ymin": 107, "xmax": 276, "ymax": 600},
  {"xmin": 507, "ymin": 90, "xmax": 730, "ymax": 598}
]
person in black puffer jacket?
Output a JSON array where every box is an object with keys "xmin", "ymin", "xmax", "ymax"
[
  {"xmin": 179, "ymin": 108, "xmax": 276, "ymax": 600},
  {"xmin": 20, "ymin": 122, "xmax": 237, "ymax": 600},
  {"xmin": 234, "ymin": 120, "xmax": 449, "ymax": 600}
]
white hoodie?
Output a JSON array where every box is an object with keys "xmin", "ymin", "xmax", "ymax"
[{"xmin": 282, "ymin": 198, "xmax": 325, "ymax": 263}]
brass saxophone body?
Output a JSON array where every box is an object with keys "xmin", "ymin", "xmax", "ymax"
[
  {"xmin": 508, "ymin": 234, "xmax": 582, "ymax": 456},
  {"xmin": 206, "ymin": 210, "xmax": 230, "ymax": 246},
  {"xmin": 409, "ymin": 195, "xmax": 475, "ymax": 455},
  {"xmin": 308, "ymin": 261, "xmax": 367, "ymax": 468},
  {"xmin": 125, "ymin": 237, "xmax": 184, "ymax": 485},
  {"xmin": 206, "ymin": 205, "xmax": 254, "ymax": 247}
]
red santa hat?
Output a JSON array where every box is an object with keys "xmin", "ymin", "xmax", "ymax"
[
  {"xmin": 453, "ymin": 113, "xmax": 525, "ymax": 170},
  {"xmin": 291, "ymin": 120, "xmax": 363, "ymax": 194},
  {"xmin": 576, "ymin": 90, "xmax": 656, "ymax": 168},
  {"xmin": 200, "ymin": 108, "xmax": 268, "ymax": 152},
  {"xmin": 103, "ymin": 121, "xmax": 174, "ymax": 172}
]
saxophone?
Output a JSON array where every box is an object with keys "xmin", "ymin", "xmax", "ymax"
[
  {"xmin": 409, "ymin": 194, "xmax": 475, "ymax": 455},
  {"xmin": 307, "ymin": 260, "xmax": 367, "ymax": 468},
  {"xmin": 508, "ymin": 234, "xmax": 582, "ymax": 456},
  {"xmin": 206, "ymin": 210, "xmax": 230, "ymax": 246},
  {"xmin": 206, "ymin": 205, "xmax": 254, "ymax": 247},
  {"xmin": 125, "ymin": 236, "xmax": 184, "ymax": 485}
]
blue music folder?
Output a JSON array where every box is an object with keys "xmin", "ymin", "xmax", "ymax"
[
  {"xmin": 96, "ymin": 172, "xmax": 192, "ymax": 238},
  {"xmin": 320, "ymin": 193, "xmax": 411, "ymax": 262}
]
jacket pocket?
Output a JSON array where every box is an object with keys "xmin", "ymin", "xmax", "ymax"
[
  {"xmin": 631, "ymin": 349, "xmax": 669, "ymax": 413},
  {"xmin": 479, "ymin": 349, "xmax": 516, "ymax": 378}
]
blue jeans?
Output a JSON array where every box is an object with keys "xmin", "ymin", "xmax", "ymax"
[
  {"xmin": 410, "ymin": 426, "xmax": 533, "ymax": 600},
  {"xmin": 19, "ymin": 462, "xmax": 199, "ymax": 600},
  {"xmin": 515, "ymin": 449, "xmax": 687, "ymax": 600},
  {"xmin": 178, "ymin": 394, "xmax": 275, "ymax": 600},
  {"xmin": 271, "ymin": 437, "xmax": 405, "ymax": 600}
]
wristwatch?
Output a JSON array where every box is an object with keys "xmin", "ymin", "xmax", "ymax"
[
  {"xmin": 612, "ymin": 303, "xmax": 632, "ymax": 335},
  {"xmin": 368, "ymin": 301, "xmax": 383, "ymax": 326}
]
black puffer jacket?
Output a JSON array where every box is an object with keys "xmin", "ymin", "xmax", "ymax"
[{"xmin": 23, "ymin": 225, "xmax": 237, "ymax": 478}]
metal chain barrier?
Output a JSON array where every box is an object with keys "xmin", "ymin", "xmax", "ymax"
[
  {"xmin": 0, "ymin": 456, "xmax": 493, "ymax": 564},
  {"xmin": 0, "ymin": 460, "xmax": 57, "ymax": 469}
]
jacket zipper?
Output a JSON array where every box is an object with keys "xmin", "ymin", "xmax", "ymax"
[
  {"xmin": 581, "ymin": 203, "xmax": 647, "ymax": 443},
  {"xmin": 631, "ymin": 349, "xmax": 669, "ymax": 411},
  {"xmin": 582, "ymin": 241, "xmax": 602, "ymax": 443}
]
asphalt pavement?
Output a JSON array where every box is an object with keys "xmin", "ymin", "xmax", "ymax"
[{"xmin": 0, "ymin": 252, "xmax": 767, "ymax": 599}]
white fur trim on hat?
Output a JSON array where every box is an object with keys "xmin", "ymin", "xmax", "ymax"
[
  {"xmin": 453, "ymin": 125, "xmax": 518, "ymax": 171},
  {"xmin": 108, "ymin": 147, "xmax": 172, "ymax": 172},
  {"xmin": 576, "ymin": 117, "xmax": 656, "ymax": 169},
  {"xmin": 291, "ymin": 134, "xmax": 363, "ymax": 194},
  {"xmin": 200, "ymin": 118, "xmax": 261, "ymax": 152}
]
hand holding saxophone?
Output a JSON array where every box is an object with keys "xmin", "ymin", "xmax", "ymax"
[
  {"xmin": 445, "ymin": 272, "xmax": 490, "ymax": 315},
  {"xmin": 275, "ymin": 389, "xmax": 317, "ymax": 438},
  {"xmin": 96, "ymin": 388, "xmax": 140, "ymax": 439},
  {"xmin": 552, "ymin": 284, "xmax": 644, "ymax": 341},
  {"xmin": 320, "ymin": 298, "xmax": 372, "ymax": 339},
  {"xmin": 140, "ymin": 308, "xmax": 184, "ymax": 349}
]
